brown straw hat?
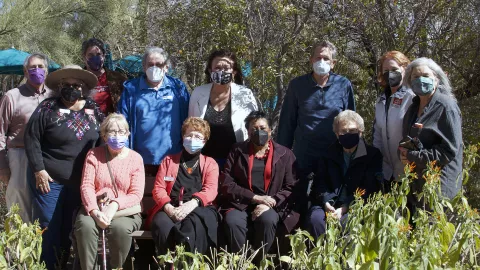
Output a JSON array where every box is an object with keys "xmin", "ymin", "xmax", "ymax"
[{"xmin": 45, "ymin": 64, "xmax": 98, "ymax": 90}]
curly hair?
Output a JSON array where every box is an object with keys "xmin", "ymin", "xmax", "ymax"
[
  {"xmin": 81, "ymin": 38, "xmax": 106, "ymax": 56},
  {"xmin": 182, "ymin": 117, "xmax": 211, "ymax": 140}
]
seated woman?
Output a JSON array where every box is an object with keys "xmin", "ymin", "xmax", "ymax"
[
  {"xmin": 220, "ymin": 111, "xmax": 299, "ymax": 256},
  {"xmin": 74, "ymin": 113, "xmax": 145, "ymax": 269},
  {"xmin": 147, "ymin": 117, "xmax": 219, "ymax": 255},
  {"xmin": 399, "ymin": 57, "xmax": 462, "ymax": 213},
  {"xmin": 306, "ymin": 110, "xmax": 383, "ymax": 239}
]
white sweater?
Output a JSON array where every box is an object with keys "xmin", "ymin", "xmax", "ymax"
[{"xmin": 188, "ymin": 83, "xmax": 258, "ymax": 142}]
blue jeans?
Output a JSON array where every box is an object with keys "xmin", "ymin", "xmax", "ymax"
[{"xmin": 28, "ymin": 168, "xmax": 81, "ymax": 270}]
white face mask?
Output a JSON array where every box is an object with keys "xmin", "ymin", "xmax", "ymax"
[
  {"xmin": 312, "ymin": 60, "xmax": 331, "ymax": 75},
  {"xmin": 146, "ymin": 66, "xmax": 164, "ymax": 82}
]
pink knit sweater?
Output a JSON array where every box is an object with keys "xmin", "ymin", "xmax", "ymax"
[{"xmin": 81, "ymin": 146, "xmax": 145, "ymax": 215}]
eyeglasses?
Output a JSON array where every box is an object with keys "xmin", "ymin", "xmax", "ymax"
[
  {"xmin": 107, "ymin": 130, "xmax": 128, "ymax": 136},
  {"xmin": 184, "ymin": 134, "xmax": 205, "ymax": 140},
  {"xmin": 61, "ymin": 83, "xmax": 83, "ymax": 89},
  {"xmin": 338, "ymin": 128, "xmax": 359, "ymax": 135}
]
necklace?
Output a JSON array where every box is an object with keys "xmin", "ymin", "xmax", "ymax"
[
  {"xmin": 182, "ymin": 160, "xmax": 199, "ymax": 174},
  {"xmin": 254, "ymin": 144, "xmax": 270, "ymax": 160}
]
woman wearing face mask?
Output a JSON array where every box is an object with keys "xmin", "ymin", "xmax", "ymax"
[
  {"xmin": 373, "ymin": 51, "xmax": 414, "ymax": 191},
  {"xmin": 24, "ymin": 65, "xmax": 104, "ymax": 270},
  {"xmin": 82, "ymin": 38, "xmax": 127, "ymax": 115},
  {"xmin": 399, "ymin": 58, "xmax": 462, "ymax": 213},
  {"xmin": 306, "ymin": 110, "xmax": 382, "ymax": 239},
  {"xmin": 189, "ymin": 50, "xmax": 258, "ymax": 169},
  {"xmin": 74, "ymin": 113, "xmax": 144, "ymax": 269},
  {"xmin": 147, "ymin": 117, "xmax": 219, "ymax": 256},
  {"xmin": 220, "ymin": 111, "xmax": 299, "ymax": 260}
]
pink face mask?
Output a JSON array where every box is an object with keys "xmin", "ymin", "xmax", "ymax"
[{"xmin": 28, "ymin": 68, "xmax": 46, "ymax": 85}]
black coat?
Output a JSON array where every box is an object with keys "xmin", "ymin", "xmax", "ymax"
[
  {"xmin": 219, "ymin": 140, "xmax": 300, "ymax": 232},
  {"xmin": 310, "ymin": 139, "xmax": 383, "ymax": 207}
]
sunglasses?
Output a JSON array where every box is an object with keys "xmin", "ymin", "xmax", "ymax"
[{"xmin": 60, "ymin": 83, "xmax": 83, "ymax": 89}]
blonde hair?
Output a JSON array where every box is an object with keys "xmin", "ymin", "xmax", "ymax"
[
  {"xmin": 181, "ymin": 117, "xmax": 211, "ymax": 140},
  {"xmin": 333, "ymin": 110, "xmax": 365, "ymax": 133},
  {"xmin": 100, "ymin": 113, "xmax": 130, "ymax": 137}
]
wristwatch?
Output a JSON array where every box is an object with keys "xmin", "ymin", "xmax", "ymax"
[{"xmin": 192, "ymin": 197, "xmax": 201, "ymax": 206}]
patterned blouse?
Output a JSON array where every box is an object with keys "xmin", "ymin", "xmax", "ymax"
[{"xmin": 24, "ymin": 97, "xmax": 105, "ymax": 184}]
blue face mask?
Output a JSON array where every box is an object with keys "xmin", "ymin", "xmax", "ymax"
[
  {"xmin": 183, "ymin": 138, "xmax": 205, "ymax": 154},
  {"xmin": 87, "ymin": 55, "xmax": 104, "ymax": 71},
  {"xmin": 411, "ymin": 77, "xmax": 435, "ymax": 96}
]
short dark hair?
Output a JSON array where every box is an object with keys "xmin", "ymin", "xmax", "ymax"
[
  {"xmin": 205, "ymin": 49, "xmax": 244, "ymax": 85},
  {"xmin": 244, "ymin": 111, "xmax": 270, "ymax": 130},
  {"xmin": 81, "ymin": 38, "xmax": 106, "ymax": 56}
]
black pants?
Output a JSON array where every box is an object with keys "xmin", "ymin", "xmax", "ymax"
[
  {"xmin": 151, "ymin": 208, "xmax": 217, "ymax": 255},
  {"xmin": 223, "ymin": 208, "xmax": 279, "ymax": 254}
]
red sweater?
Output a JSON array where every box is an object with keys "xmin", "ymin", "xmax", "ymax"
[{"xmin": 146, "ymin": 152, "xmax": 218, "ymax": 228}]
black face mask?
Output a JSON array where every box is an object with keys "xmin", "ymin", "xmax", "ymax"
[
  {"xmin": 338, "ymin": 133, "xmax": 360, "ymax": 149},
  {"xmin": 251, "ymin": 130, "xmax": 269, "ymax": 146},
  {"xmin": 383, "ymin": 71, "xmax": 402, "ymax": 88},
  {"xmin": 60, "ymin": 87, "xmax": 82, "ymax": 102},
  {"xmin": 211, "ymin": 71, "xmax": 233, "ymax": 85}
]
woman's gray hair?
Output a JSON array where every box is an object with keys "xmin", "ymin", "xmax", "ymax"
[
  {"xmin": 403, "ymin": 57, "xmax": 455, "ymax": 100},
  {"xmin": 333, "ymin": 110, "xmax": 365, "ymax": 133},
  {"xmin": 23, "ymin": 53, "xmax": 49, "ymax": 69},
  {"xmin": 142, "ymin": 47, "xmax": 170, "ymax": 68},
  {"xmin": 311, "ymin": 40, "xmax": 338, "ymax": 59}
]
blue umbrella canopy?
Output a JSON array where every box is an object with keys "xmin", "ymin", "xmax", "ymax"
[
  {"xmin": 0, "ymin": 48, "xmax": 61, "ymax": 75},
  {"xmin": 113, "ymin": 55, "xmax": 143, "ymax": 76}
]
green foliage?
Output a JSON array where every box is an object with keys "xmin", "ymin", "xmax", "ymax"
[
  {"xmin": 157, "ymin": 146, "xmax": 480, "ymax": 269},
  {"xmin": 0, "ymin": 204, "xmax": 46, "ymax": 270}
]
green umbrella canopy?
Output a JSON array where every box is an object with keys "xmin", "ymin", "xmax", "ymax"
[{"xmin": 0, "ymin": 48, "xmax": 61, "ymax": 75}]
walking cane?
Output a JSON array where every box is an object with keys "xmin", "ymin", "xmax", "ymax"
[
  {"xmin": 98, "ymin": 195, "xmax": 108, "ymax": 270},
  {"xmin": 178, "ymin": 187, "xmax": 184, "ymax": 206}
]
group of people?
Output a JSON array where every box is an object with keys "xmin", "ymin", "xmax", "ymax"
[{"xmin": 0, "ymin": 38, "xmax": 463, "ymax": 269}]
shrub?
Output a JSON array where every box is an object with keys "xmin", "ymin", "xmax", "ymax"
[
  {"xmin": 0, "ymin": 204, "xmax": 46, "ymax": 270},
  {"xmin": 156, "ymin": 145, "xmax": 480, "ymax": 270}
]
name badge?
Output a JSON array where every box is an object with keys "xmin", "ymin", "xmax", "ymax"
[
  {"xmin": 162, "ymin": 95, "xmax": 173, "ymax": 100},
  {"xmin": 85, "ymin": 109, "xmax": 94, "ymax": 115},
  {"xmin": 164, "ymin": 176, "xmax": 175, "ymax": 181},
  {"xmin": 392, "ymin": 98, "xmax": 403, "ymax": 107},
  {"xmin": 59, "ymin": 109, "xmax": 70, "ymax": 114}
]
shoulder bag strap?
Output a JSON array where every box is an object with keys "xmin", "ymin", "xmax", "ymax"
[{"xmin": 105, "ymin": 146, "xmax": 119, "ymax": 198}]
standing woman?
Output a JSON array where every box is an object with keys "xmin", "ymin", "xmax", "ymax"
[
  {"xmin": 399, "ymin": 58, "xmax": 462, "ymax": 212},
  {"xmin": 373, "ymin": 51, "xmax": 414, "ymax": 190},
  {"xmin": 81, "ymin": 38, "xmax": 127, "ymax": 115},
  {"xmin": 189, "ymin": 50, "xmax": 258, "ymax": 169},
  {"xmin": 24, "ymin": 65, "xmax": 104, "ymax": 270}
]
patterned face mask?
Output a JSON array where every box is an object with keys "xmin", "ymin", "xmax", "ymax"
[{"xmin": 211, "ymin": 70, "xmax": 233, "ymax": 85}]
